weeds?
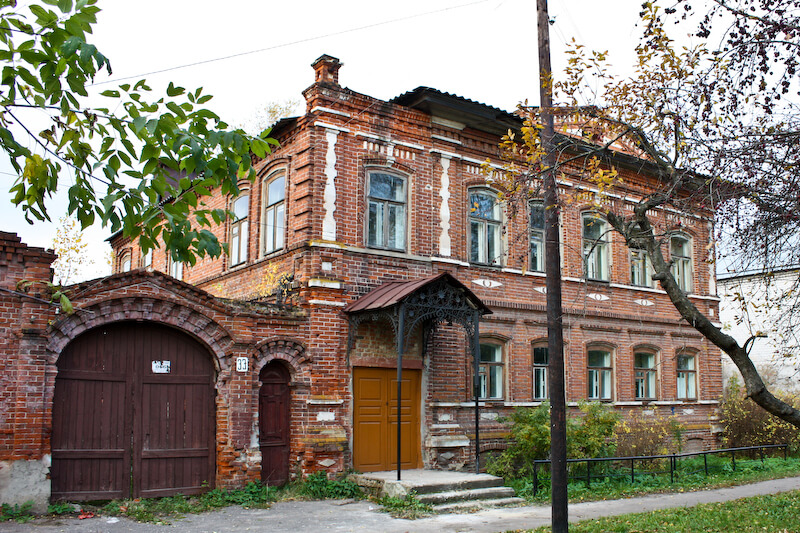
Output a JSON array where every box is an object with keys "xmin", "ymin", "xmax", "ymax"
[
  {"xmin": 0, "ymin": 501, "xmax": 34, "ymax": 523},
  {"xmin": 46, "ymin": 501, "xmax": 76, "ymax": 515},
  {"xmin": 377, "ymin": 493, "xmax": 433, "ymax": 519},
  {"xmin": 297, "ymin": 472, "xmax": 363, "ymax": 500}
]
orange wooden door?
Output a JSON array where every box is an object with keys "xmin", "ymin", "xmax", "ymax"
[{"xmin": 353, "ymin": 367, "xmax": 420, "ymax": 472}]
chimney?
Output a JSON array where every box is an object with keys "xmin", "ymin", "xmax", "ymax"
[{"xmin": 311, "ymin": 54, "xmax": 342, "ymax": 86}]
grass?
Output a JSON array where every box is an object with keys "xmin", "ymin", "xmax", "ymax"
[
  {"xmin": 510, "ymin": 455, "xmax": 800, "ymax": 503},
  {"xmin": 376, "ymin": 493, "xmax": 434, "ymax": 519},
  {"xmin": 529, "ymin": 489, "xmax": 800, "ymax": 533}
]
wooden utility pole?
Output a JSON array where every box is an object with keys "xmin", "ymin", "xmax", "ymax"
[{"xmin": 537, "ymin": 0, "xmax": 568, "ymax": 531}]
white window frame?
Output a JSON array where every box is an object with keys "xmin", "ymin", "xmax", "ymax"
[
  {"xmin": 262, "ymin": 170, "xmax": 286, "ymax": 256},
  {"xmin": 582, "ymin": 213, "xmax": 610, "ymax": 281},
  {"xmin": 630, "ymin": 248, "xmax": 654, "ymax": 287},
  {"xmin": 670, "ymin": 234, "xmax": 693, "ymax": 293},
  {"xmin": 230, "ymin": 193, "xmax": 249, "ymax": 267},
  {"xmin": 479, "ymin": 340, "xmax": 505, "ymax": 400},
  {"xmin": 634, "ymin": 351, "xmax": 658, "ymax": 400},
  {"xmin": 676, "ymin": 352, "xmax": 697, "ymax": 400},
  {"xmin": 587, "ymin": 348, "xmax": 613, "ymax": 401},
  {"xmin": 529, "ymin": 200, "xmax": 545, "ymax": 272},
  {"xmin": 532, "ymin": 342, "xmax": 548, "ymax": 400},
  {"xmin": 469, "ymin": 188, "xmax": 503, "ymax": 266},
  {"xmin": 365, "ymin": 170, "xmax": 407, "ymax": 251},
  {"xmin": 168, "ymin": 258, "xmax": 183, "ymax": 280}
]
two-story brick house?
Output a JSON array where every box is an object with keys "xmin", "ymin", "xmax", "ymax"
[{"xmin": 0, "ymin": 54, "xmax": 722, "ymax": 507}]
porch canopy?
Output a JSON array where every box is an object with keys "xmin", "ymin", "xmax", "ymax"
[{"xmin": 343, "ymin": 272, "xmax": 492, "ymax": 479}]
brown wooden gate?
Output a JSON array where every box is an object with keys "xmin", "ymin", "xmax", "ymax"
[
  {"xmin": 353, "ymin": 367, "xmax": 421, "ymax": 472},
  {"xmin": 258, "ymin": 362, "xmax": 290, "ymax": 485},
  {"xmin": 51, "ymin": 322, "xmax": 215, "ymax": 501}
]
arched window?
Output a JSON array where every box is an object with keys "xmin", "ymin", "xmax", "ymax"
[
  {"xmin": 676, "ymin": 351, "xmax": 697, "ymax": 400},
  {"xmin": 262, "ymin": 171, "xmax": 286, "ymax": 255},
  {"xmin": 168, "ymin": 257, "xmax": 183, "ymax": 280},
  {"xmin": 141, "ymin": 248, "xmax": 153, "ymax": 270},
  {"xmin": 469, "ymin": 188, "xmax": 502, "ymax": 265},
  {"xmin": 479, "ymin": 339, "xmax": 505, "ymax": 400},
  {"xmin": 366, "ymin": 171, "xmax": 406, "ymax": 251},
  {"xmin": 582, "ymin": 213, "xmax": 609, "ymax": 281},
  {"xmin": 532, "ymin": 341, "xmax": 548, "ymax": 400},
  {"xmin": 587, "ymin": 347, "xmax": 613, "ymax": 401},
  {"xmin": 119, "ymin": 250, "xmax": 131, "ymax": 273},
  {"xmin": 230, "ymin": 193, "xmax": 249, "ymax": 267},
  {"xmin": 670, "ymin": 234, "xmax": 693, "ymax": 292},
  {"xmin": 634, "ymin": 350, "xmax": 658, "ymax": 400},
  {"xmin": 529, "ymin": 200, "xmax": 545, "ymax": 272}
]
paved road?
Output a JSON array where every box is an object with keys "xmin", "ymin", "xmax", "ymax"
[{"xmin": 2, "ymin": 476, "xmax": 799, "ymax": 533}]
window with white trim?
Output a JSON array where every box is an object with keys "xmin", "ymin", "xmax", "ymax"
[
  {"xmin": 262, "ymin": 171, "xmax": 286, "ymax": 255},
  {"xmin": 119, "ymin": 251, "xmax": 131, "ymax": 273},
  {"xmin": 366, "ymin": 171, "xmax": 406, "ymax": 251},
  {"xmin": 630, "ymin": 248, "xmax": 654, "ymax": 287},
  {"xmin": 479, "ymin": 341, "xmax": 504, "ymax": 400},
  {"xmin": 230, "ymin": 194, "xmax": 249, "ymax": 267},
  {"xmin": 469, "ymin": 188, "xmax": 502, "ymax": 265},
  {"xmin": 676, "ymin": 352, "xmax": 697, "ymax": 400},
  {"xmin": 168, "ymin": 258, "xmax": 183, "ymax": 280},
  {"xmin": 532, "ymin": 343, "xmax": 548, "ymax": 400},
  {"xmin": 582, "ymin": 213, "xmax": 609, "ymax": 281},
  {"xmin": 670, "ymin": 235, "xmax": 693, "ymax": 292},
  {"xmin": 587, "ymin": 348, "xmax": 613, "ymax": 400},
  {"xmin": 634, "ymin": 351, "xmax": 657, "ymax": 400},
  {"xmin": 529, "ymin": 201, "xmax": 545, "ymax": 272},
  {"xmin": 142, "ymin": 248, "xmax": 153, "ymax": 270}
]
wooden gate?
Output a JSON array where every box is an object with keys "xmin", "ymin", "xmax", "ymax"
[
  {"xmin": 258, "ymin": 362, "xmax": 291, "ymax": 485},
  {"xmin": 51, "ymin": 322, "xmax": 215, "ymax": 501},
  {"xmin": 352, "ymin": 367, "xmax": 421, "ymax": 472}
]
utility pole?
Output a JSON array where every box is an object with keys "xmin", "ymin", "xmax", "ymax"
[{"xmin": 537, "ymin": 0, "xmax": 568, "ymax": 531}]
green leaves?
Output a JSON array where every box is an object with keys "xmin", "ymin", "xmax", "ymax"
[{"xmin": 2, "ymin": 0, "xmax": 278, "ymax": 263}]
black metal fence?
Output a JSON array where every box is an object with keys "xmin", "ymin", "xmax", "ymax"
[{"xmin": 529, "ymin": 444, "xmax": 789, "ymax": 496}]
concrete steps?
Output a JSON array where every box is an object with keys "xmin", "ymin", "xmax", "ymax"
[{"xmin": 351, "ymin": 469, "xmax": 525, "ymax": 513}]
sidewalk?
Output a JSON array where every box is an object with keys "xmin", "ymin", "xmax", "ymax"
[{"xmin": 2, "ymin": 476, "xmax": 799, "ymax": 533}]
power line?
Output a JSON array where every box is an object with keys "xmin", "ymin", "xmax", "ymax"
[{"xmin": 91, "ymin": 0, "xmax": 490, "ymax": 87}]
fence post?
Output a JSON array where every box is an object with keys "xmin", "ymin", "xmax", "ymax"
[
  {"xmin": 670, "ymin": 454, "xmax": 674, "ymax": 483},
  {"xmin": 586, "ymin": 461, "xmax": 591, "ymax": 488},
  {"xmin": 760, "ymin": 447, "xmax": 764, "ymax": 463},
  {"xmin": 631, "ymin": 458, "xmax": 635, "ymax": 484},
  {"xmin": 785, "ymin": 445, "xmax": 788, "ymax": 461},
  {"xmin": 704, "ymin": 453, "xmax": 708, "ymax": 476},
  {"xmin": 731, "ymin": 450, "xmax": 736, "ymax": 471},
  {"xmin": 533, "ymin": 462, "xmax": 539, "ymax": 497}
]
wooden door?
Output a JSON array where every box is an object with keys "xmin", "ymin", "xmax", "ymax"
[
  {"xmin": 51, "ymin": 322, "xmax": 215, "ymax": 501},
  {"xmin": 259, "ymin": 362, "xmax": 290, "ymax": 485},
  {"xmin": 353, "ymin": 367, "xmax": 421, "ymax": 472}
]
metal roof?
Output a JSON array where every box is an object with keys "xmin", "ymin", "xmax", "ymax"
[{"xmin": 343, "ymin": 272, "xmax": 492, "ymax": 315}]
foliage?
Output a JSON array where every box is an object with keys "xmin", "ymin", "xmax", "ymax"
[
  {"xmin": 376, "ymin": 492, "xmax": 433, "ymax": 519},
  {"xmin": 239, "ymin": 98, "xmax": 302, "ymax": 136},
  {"xmin": 50, "ymin": 216, "xmax": 92, "ymax": 285},
  {"xmin": 613, "ymin": 408, "xmax": 685, "ymax": 458},
  {"xmin": 46, "ymin": 501, "xmax": 75, "ymax": 515},
  {"xmin": 0, "ymin": 501, "xmax": 34, "ymax": 522},
  {"xmin": 487, "ymin": 401, "xmax": 619, "ymax": 478},
  {"xmin": 719, "ymin": 377, "xmax": 800, "ymax": 453},
  {"xmin": 297, "ymin": 472, "xmax": 363, "ymax": 500},
  {"xmin": 530, "ymin": 488, "xmax": 800, "ymax": 533},
  {"xmin": 1, "ymin": 0, "xmax": 277, "ymax": 264}
]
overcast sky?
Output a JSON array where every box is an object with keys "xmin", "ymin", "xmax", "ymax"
[{"xmin": 1, "ymin": 0, "xmax": 647, "ymax": 281}]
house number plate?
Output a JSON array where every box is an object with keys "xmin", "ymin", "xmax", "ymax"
[{"xmin": 236, "ymin": 357, "xmax": 249, "ymax": 372}]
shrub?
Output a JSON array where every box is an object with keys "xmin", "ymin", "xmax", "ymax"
[
  {"xmin": 719, "ymin": 377, "xmax": 800, "ymax": 455},
  {"xmin": 613, "ymin": 408, "xmax": 685, "ymax": 458},
  {"xmin": 487, "ymin": 401, "xmax": 619, "ymax": 479},
  {"xmin": 298, "ymin": 472, "xmax": 363, "ymax": 499},
  {"xmin": 0, "ymin": 502, "xmax": 34, "ymax": 523}
]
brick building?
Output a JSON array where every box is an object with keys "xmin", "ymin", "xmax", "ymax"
[{"xmin": 1, "ymin": 54, "xmax": 722, "ymax": 507}]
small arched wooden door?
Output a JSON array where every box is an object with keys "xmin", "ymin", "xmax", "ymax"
[
  {"xmin": 51, "ymin": 322, "xmax": 215, "ymax": 501},
  {"xmin": 259, "ymin": 362, "xmax": 291, "ymax": 485}
]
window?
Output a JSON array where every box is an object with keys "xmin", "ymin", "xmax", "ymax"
[
  {"xmin": 676, "ymin": 353, "xmax": 697, "ymax": 400},
  {"xmin": 469, "ymin": 188, "xmax": 502, "ymax": 265},
  {"xmin": 262, "ymin": 171, "xmax": 285, "ymax": 255},
  {"xmin": 479, "ymin": 341, "xmax": 504, "ymax": 399},
  {"xmin": 670, "ymin": 235, "xmax": 692, "ymax": 292},
  {"xmin": 168, "ymin": 258, "xmax": 183, "ymax": 280},
  {"xmin": 120, "ymin": 251, "xmax": 131, "ymax": 273},
  {"xmin": 230, "ymin": 194, "xmax": 249, "ymax": 267},
  {"xmin": 532, "ymin": 343, "xmax": 548, "ymax": 400},
  {"xmin": 366, "ymin": 171, "xmax": 406, "ymax": 250},
  {"xmin": 529, "ymin": 201, "xmax": 545, "ymax": 272},
  {"xmin": 634, "ymin": 352, "xmax": 657, "ymax": 400},
  {"xmin": 142, "ymin": 248, "xmax": 153, "ymax": 270},
  {"xmin": 582, "ymin": 213, "xmax": 609, "ymax": 281},
  {"xmin": 630, "ymin": 248, "xmax": 654, "ymax": 287},
  {"xmin": 587, "ymin": 349, "xmax": 613, "ymax": 400}
]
